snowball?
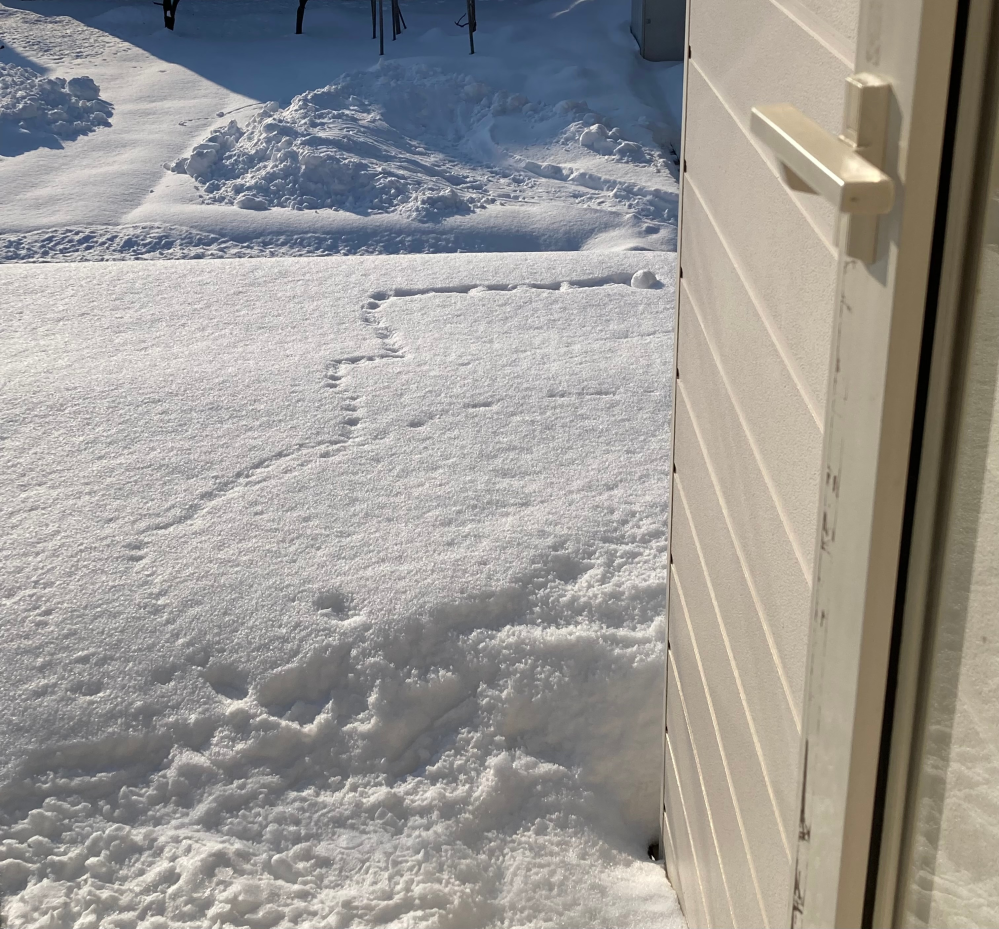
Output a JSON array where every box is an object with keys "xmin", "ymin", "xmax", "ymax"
[
  {"xmin": 631, "ymin": 269, "xmax": 658, "ymax": 289},
  {"xmin": 537, "ymin": 162, "xmax": 565, "ymax": 179},
  {"xmin": 66, "ymin": 76, "xmax": 100, "ymax": 101},
  {"xmin": 579, "ymin": 123, "xmax": 616, "ymax": 155},
  {"xmin": 234, "ymin": 193, "xmax": 270, "ymax": 211},
  {"xmin": 0, "ymin": 859, "xmax": 30, "ymax": 893},
  {"xmin": 185, "ymin": 144, "xmax": 220, "ymax": 178},
  {"xmin": 13, "ymin": 101, "xmax": 38, "ymax": 120},
  {"xmin": 614, "ymin": 140, "xmax": 643, "ymax": 159},
  {"xmin": 401, "ymin": 186, "xmax": 473, "ymax": 222}
]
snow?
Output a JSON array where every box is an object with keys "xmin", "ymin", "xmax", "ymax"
[
  {"xmin": 2, "ymin": 2, "xmax": 686, "ymax": 925},
  {"xmin": 0, "ymin": 0, "xmax": 683, "ymax": 259},
  {"xmin": 1, "ymin": 251, "xmax": 681, "ymax": 928},
  {"xmin": 0, "ymin": 62, "xmax": 112, "ymax": 156},
  {"xmin": 630, "ymin": 269, "xmax": 659, "ymax": 290},
  {"xmin": 168, "ymin": 64, "xmax": 670, "ymax": 225}
]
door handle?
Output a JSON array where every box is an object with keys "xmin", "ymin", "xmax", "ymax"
[{"xmin": 751, "ymin": 74, "xmax": 894, "ymax": 262}]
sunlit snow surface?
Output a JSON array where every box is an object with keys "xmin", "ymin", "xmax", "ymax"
[
  {"xmin": 1, "ymin": 253, "xmax": 681, "ymax": 928},
  {"xmin": 0, "ymin": 0, "xmax": 682, "ymax": 259},
  {"xmin": 1, "ymin": 2, "xmax": 684, "ymax": 925}
]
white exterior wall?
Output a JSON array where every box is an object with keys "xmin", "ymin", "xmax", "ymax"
[{"xmin": 664, "ymin": 0, "xmax": 858, "ymax": 924}]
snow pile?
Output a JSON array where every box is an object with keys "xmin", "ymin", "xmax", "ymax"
[
  {"xmin": 0, "ymin": 253, "xmax": 682, "ymax": 928},
  {"xmin": 0, "ymin": 63, "xmax": 112, "ymax": 147},
  {"xmin": 169, "ymin": 63, "xmax": 669, "ymax": 221}
]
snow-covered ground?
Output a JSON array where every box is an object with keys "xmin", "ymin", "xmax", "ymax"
[
  {"xmin": 2, "ymin": 2, "xmax": 684, "ymax": 926},
  {"xmin": 2, "ymin": 252, "xmax": 680, "ymax": 928},
  {"xmin": 0, "ymin": 0, "xmax": 682, "ymax": 260}
]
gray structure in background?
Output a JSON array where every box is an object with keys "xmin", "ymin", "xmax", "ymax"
[{"xmin": 630, "ymin": 0, "xmax": 685, "ymax": 60}]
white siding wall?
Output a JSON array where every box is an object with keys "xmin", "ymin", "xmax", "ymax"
[{"xmin": 664, "ymin": 0, "xmax": 858, "ymax": 924}]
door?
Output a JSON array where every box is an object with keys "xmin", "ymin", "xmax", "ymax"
[
  {"xmin": 662, "ymin": 0, "xmax": 962, "ymax": 926},
  {"xmin": 869, "ymin": 0, "xmax": 999, "ymax": 922}
]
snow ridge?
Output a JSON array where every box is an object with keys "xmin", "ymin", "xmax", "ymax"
[{"xmin": 0, "ymin": 225, "xmax": 469, "ymax": 262}]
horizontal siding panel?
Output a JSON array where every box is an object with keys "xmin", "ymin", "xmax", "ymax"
[
  {"xmin": 681, "ymin": 186, "xmax": 825, "ymax": 567},
  {"xmin": 676, "ymin": 289, "xmax": 812, "ymax": 700},
  {"xmin": 671, "ymin": 425, "xmax": 802, "ymax": 842},
  {"xmin": 667, "ymin": 646, "xmax": 736, "ymax": 929},
  {"xmin": 689, "ymin": 0, "xmax": 850, "ymax": 129},
  {"xmin": 671, "ymin": 487, "xmax": 796, "ymax": 925},
  {"xmin": 790, "ymin": 0, "xmax": 859, "ymax": 49},
  {"xmin": 665, "ymin": 729, "xmax": 709, "ymax": 928},
  {"xmin": 688, "ymin": 0, "xmax": 851, "ymax": 245},
  {"xmin": 669, "ymin": 560, "xmax": 768, "ymax": 928},
  {"xmin": 662, "ymin": 658, "xmax": 683, "ymax": 913},
  {"xmin": 683, "ymin": 64, "xmax": 838, "ymax": 407},
  {"xmin": 661, "ymin": 792, "xmax": 680, "ymax": 913}
]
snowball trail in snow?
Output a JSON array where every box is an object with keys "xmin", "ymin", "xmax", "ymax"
[
  {"xmin": 171, "ymin": 62, "xmax": 674, "ymax": 225},
  {"xmin": 1, "ymin": 1, "xmax": 686, "ymax": 924},
  {"xmin": 0, "ymin": 253, "xmax": 683, "ymax": 928},
  {"xmin": 0, "ymin": 62, "xmax": 112, "ymax": 155}
]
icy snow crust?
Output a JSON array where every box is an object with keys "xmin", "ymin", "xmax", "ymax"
[
  {"xmin": 171, "ymin": 64, "xmax": 671, "ymax": 223},
  {"xmin": 0, "ymin": 253, "xmax": 682, "ymax": 928},
  {"xmin": 0, "ymin": 62, "xmax": 112, "ymax": 155}
]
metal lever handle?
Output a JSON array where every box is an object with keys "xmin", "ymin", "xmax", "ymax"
[
  {"xmin": 750, "ymin": 105, "xmax": 894, "ymax": 215},
  {"xmin": 751, "ymin": 75, "xmax": 895, "ymax": 262}
]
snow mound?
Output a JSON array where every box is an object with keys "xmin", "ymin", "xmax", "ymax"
[
  {"xmin": 170, "ymin": 63, "xmax": 669, "ymax": 221},
  {"xmin": 0, "ymin": 63, "xmax": 112, "ymax": 152}
]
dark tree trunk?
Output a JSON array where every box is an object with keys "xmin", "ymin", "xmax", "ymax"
[
  {"xmin": 162, "ymin": 0, "xmax": 179, "ymax": 30},
  {"xmin": 296, "ymin": 0, "xmax": 309, "ymax": 34}
]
